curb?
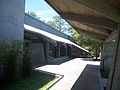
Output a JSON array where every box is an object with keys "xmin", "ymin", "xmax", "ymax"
[{"xmin": 34, "ymin": 69, "xmax": 64, "ymax": 90}]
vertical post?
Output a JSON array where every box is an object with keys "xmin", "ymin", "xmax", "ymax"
[
  {"xmin": 43, "ymin": 40, "xmax": 49, "ymax": 64},
  {"xmin": 100, "ymin": 41, "xmax": 115, "ymax": 72},
  {"xmin": 107, "ymin": 25, "xmax": 120, "ymax": 90},
  {"xmin": 66, "ymin": 44, "xmax": 68, "ymax": 56},
  {"xmin": 58, "ymin": 42, "xmax": 61, "ymax": 57}
]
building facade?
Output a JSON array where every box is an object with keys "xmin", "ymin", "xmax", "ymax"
[{"xmin": 24, "ymin": 14, "xmax": 90, "ymax": 67}]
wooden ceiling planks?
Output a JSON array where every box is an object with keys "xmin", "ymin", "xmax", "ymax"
[
  {"xmin": 103, "ymin": 0, "xmax": 120, "ymax": 9},
  {"xmin": 45, "ymin": 0, "xmax": 120, "ymax": 42}
]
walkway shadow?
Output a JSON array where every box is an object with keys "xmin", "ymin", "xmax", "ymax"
[
  {"xmin": 71, "ymin": 64, "xmax": 101, "ymax": 90},
  {"xmin": 81, "ymin": 58, "xmax": 94, "ymax": 61},
  {"xmin": 48, "ymin": 58, "xmax": 73, "ymax": 65},
  {"xmin": 48, "ymin": 58, "xmax": 93, "ymax": 65}
]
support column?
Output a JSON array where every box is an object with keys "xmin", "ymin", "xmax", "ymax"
[
  {"xmin": 107, "ymin": 25, "xmax": 120, "ymax": 90},
  {"xmin": 0, "ymin": 0, "xmax": 25, "ymax": 42},
  {"xmin": 65, "ymin": 44, "xmax": 68, "ymax": 56},
  {"xmin": 100, "ymin": 41, "xmax": 115, "ymax": 73},
  {"xmin": 43, "ymin": 40, "xmax": 49, "ymax": 64},
  {"xmin": 57, "ymin": 42, "xmax": 60, "ymax": 57}
]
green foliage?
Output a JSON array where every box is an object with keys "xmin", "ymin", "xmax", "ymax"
[
  {"xmin": 4, "ymin": 41, "xmax": 23, "ymax": 82},
  {"xmin": 1, "ymin": 71, "xmax": 56, "ymax": 90},
  {"xmin": 0, "ymin": 40, "xmax": 32, "ymax": 82},
  {"xmin": 0, "ymin": 42, "xmax": 9, "ymax": 64},
  {"xmin": 46, "ymin": 15, "xmax": 102, "ymax": 57},
  {"xmin": 47, "ymin": 16, "xmax": 64, "ymax": 31},
  {"xmin": 22, "ymin": 48, "xmax": 32, "ymax": 76},
  {"xmin": 72, "ymin": 32, "xmax": 102, "ymax": 57},
  {"xmin": 27, "ymin": 11, "xmax": 40, "ymax": 20},
  {"xmin": 46, "ymin": 16, "xmax": 75, "ymax": 36}
]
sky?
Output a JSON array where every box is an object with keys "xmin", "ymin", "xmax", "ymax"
[
  {"xmin": 25, "ymin": 0, "xmax": 74, "ymax": 36},
  {"xmin": 25, "ymin": 0, "xmax": 59, "ymax": 22}
]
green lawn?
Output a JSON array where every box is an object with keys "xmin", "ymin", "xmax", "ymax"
[{"xmin": 1, "ymin": 71, "xmax": 56, "ymax": 90}]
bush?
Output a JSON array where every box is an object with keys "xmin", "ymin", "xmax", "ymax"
[
  {"xmin": 22, "ymin": 48, "xmax": 32, "ymax": 76},
  {"xmin": 0, "ymin": 41, "xmax": 23, "ymax": 82},
  {"xmin": 0, "ymin": 42, "xmax": 9, "ymax": 81},
  {"xmin": 5, "ymin": 41, "xmax": 23, "ymax": 82},
  {"xmin": 0, "ymin": 40, "xmax": 32, "ymax": 83}
]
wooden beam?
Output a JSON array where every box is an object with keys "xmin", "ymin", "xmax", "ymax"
[
  {"xmin": 80, "ymin": 32, "xmax": 105, "ymax": 42},
  {"xmin": 72, "ymin": 0, "xmax": 120, "ymax": 23},
  {"xmin": 85, "ymin": 24, "xmax": 114, "ymax": 32},
  {"xmin": 85, "ymin": 24, "xmax": 111, "ymax": 36},
  {"xmin": 105, "ymin": 30, "xmax": 117, "ymax": 43},
  {"xmin": 61, "ymin": 12, "xmax": 118, "ymax": 30},
  {"xmin": 74, "ymin": 26, "xmax": 108, "ymax": 39}
]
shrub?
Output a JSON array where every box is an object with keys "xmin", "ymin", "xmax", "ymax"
[
  {"xmin": 0, "ymin": 42, "xmax": 10, "ymax": 82},
  {"xmin": 22, "ymin": 48, "xmax": 32, "ymax": 76},
  {"xmin": 22, "ymin": 41, "xmax": 32, "ymax": 76},
  {"xmin": 0, "ymin": 41, "xmax": 23, "ymax": 82},
  {"xmin": 5, "ymin": 41, "xmax": 23, "ymax": 82},
  {"xmin": 0, "ymin": 40, "xmax": 32, "ymax": 83}
]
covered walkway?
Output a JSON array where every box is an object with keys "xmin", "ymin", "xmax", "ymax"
[{"xmin": 35, "ymin": 58, "xmax": 101, "ymax": 90}]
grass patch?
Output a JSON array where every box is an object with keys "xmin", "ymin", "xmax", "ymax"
[{"xmin": 1, "ymin": 71, "xmax": 56, "ymax": 90}]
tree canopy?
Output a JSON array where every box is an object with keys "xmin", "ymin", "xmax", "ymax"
[
  {"xmin": 27, "ymin": 11, "xmax": 40, "ymax": 20},
  {"xmin": 26, "ymin": 12, "xmax": 102, "ymax": 57},
  {"xmin": 46, "ymin": 16, "xmax": 75, "ymax": 36},
  {"xmin": 46, "ymin": 15, "xmax": 102, "ymax": 57}
]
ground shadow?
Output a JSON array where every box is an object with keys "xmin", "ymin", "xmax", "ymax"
[
  {"xmin": 0, "ymin": 71, "xmax": 56, "ymax": 90},
  {"xmin": 48, "ymin": 58, "xmax": 93, "ymax": 65},
  {"xmin": 47, "ymin": 58, "xmax": 73, "ymax": 65},
  {"xmin": 71, "ymin": 64, "xmax": 101, "ymax": 90},
  {"xmin": 80, "ymin": 58, "xmax": 94, "ymax": 61}
]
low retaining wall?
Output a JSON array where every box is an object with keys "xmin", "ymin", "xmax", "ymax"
[{"xmin": 48, "ymin": 56, "xmax": 69, "ymax": 64}]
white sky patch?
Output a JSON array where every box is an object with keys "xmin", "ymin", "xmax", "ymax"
[
  {"xmin": 36, "ymin": 10, "xmax": 55, "ymax": 16},
  {"xmin": 40, "ymin": 17, "xmax": 54, "ymax": 22}
]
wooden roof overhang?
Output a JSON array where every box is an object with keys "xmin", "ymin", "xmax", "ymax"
[{"xmin": 45, "ymin": 0, "xmax": 120, "ymax": 42}]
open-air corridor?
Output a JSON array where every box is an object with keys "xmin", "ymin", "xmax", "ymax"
[{"xmin": 35, "ymin": 58, "xmax": 101, "ymax": 90}]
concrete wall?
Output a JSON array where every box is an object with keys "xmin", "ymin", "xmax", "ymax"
[
  {"xmin": 100, "ymin": 41, "xmax": 115, "ymax": 71},
  {"xmin": 47, "ymin": 56, "xmax": 69, "ymax": 64},
  {"xmin": 106, "ymin": 32, "xmax": 120, "ymax": 90},
  {"xmin": 0, "ymin": 0, "xmax": 25, "ymax": 42},
  {"xmin": 25, "ymin": 14, "xmax": 72, "ymax": 41},
  {"xmin": 71, "ymin": 45, "xmax": 89, "ymax": 58},
  {"xmin": 30, "ymin": 43, "xmax": 46, "ymax": 67}
]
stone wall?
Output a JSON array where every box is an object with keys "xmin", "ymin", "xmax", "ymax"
[{"xmin": 100, "ymin": 41, "xmax": 115, "ymax": 72}]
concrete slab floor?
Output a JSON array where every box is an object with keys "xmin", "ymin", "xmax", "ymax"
[{"xmin": 35, "ymin": 58, "xmax": 101, "ymax": 90}]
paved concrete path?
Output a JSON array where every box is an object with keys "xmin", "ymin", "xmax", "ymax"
[{"xmin": 35, "ymin": 58, "xmax": 101, "ymax": 90}]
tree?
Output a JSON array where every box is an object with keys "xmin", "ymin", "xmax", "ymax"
[
  {"xmin": 46, "ymin": 15, "xmax": 102, "ymax": 58},
  {"xmin": 47, "ymin": 16, "xmax": 65, "ymax": 31},
  {"xmin": 27, "ymin": 11, "xmax": 40, "ymax": 20},
  {"xmin": 46, "ymin": 16, "xmax": 75, "ymax": 36},
  {"xmin": 73, "ymin": 33, "xmax": 102, "ymax": 59}
]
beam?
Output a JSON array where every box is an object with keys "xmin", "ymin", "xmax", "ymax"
[
  {"xmin": 61, "ymin": 12, "xmax": 118, "ymax": 30},
  {"xmin": 80, "ymin": 32, "xmax": 105, "ymax": 42},
  {"xmin": 72, "ymin": 0, "xmax": 120, "ymax": 23},
  {"xmin": 86, "ymin": 24, "xmax": 114, "ymax": 32},
  {"xmin": 85, "ymin": 24, "xmax": 111, "ymax": 36},
  {"xmin": 105, "ymin": 30, "xmax": 117, "ymax": 43},
  {"xmin": 74, "ymin": 26, "xmax": 108, "ymax": 39}
]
